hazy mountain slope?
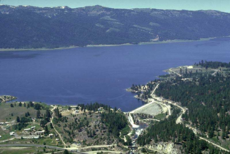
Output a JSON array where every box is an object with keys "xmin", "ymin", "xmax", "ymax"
[{"xmin": 1, "ymin": 5, "xmax": 230, "ymax": 48}]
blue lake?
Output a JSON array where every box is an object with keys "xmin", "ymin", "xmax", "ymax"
[{"xmin": 0, "ymin": 38, "xmax": 229, "ymax": 111}]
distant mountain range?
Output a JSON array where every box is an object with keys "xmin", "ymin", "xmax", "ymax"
[{"xmin": 1, "ymin": 5, "xmax": 230, "ymax": 49}]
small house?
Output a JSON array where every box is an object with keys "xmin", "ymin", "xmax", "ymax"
[
  {"xmin": 33, "ymin": 136, "xmax": 39, "ymax": 139},
  {"xmin": 35, "ymin": 130, "xmax": 45, "ymax": 135},
  {"xmin": 24, "ymin": 128, "xmax": 31, "ymax": 131},
  {"xmin": 98, "ymin": 107, "xmax": 103, "ymax": 111}
]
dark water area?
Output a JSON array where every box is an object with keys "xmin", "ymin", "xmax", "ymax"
[{"xmin": 0, "ymin": 38, "xmax": 229, "ymax": 112}]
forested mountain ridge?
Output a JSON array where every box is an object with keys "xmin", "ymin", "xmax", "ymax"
[{"xmin": 1, "ymin": 5, "xmax": 230, "ymax": 48}]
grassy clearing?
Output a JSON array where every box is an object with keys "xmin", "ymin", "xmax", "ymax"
[
  {"xmin": 0, "ymin": 134, "xmax": 11, "ymax": 141},
  {"xmin": 0, "ymin": 127, "xmax": 11, "ymax": 141},
  {"xmin": 24, "ymin": 123, "xmax": 41, "ymax": 130},
  {"xmin": 120, "ymin": 125, "xmax": 130, "ymax": 137},
  {"xmin": 154, "ymin": 113, "xmax": 166, "ymax": 120},
  {"xmin": 1, "ymin": 137, "xmax": 62, "ymax": 147},
  {"xmin": 0, "ymin": 147, "xmax": 37, "ymax": 154},
  {"xmin": 35, "ymin": 137, "xmax": 59, "ymax": 146},
  {"xmin": 0, "ymin": 102, "xmax": 46, "ymax": 121},
  {"xmin": 0, "ymin": 147, "xmax": 63, "ymax": 154}
]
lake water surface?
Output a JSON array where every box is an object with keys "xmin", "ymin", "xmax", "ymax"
[{"xmin": 0, "ymin": 38, "xmax": 230, "ymax": 111}]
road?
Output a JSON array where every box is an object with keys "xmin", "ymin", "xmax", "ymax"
[
  {"xmin": 167, "ymin": 100, "xmax": 186, "ymax": 124},
  {"xmin": 184, "ymin": 124, "xmax": 230, "ymax": 152},
  {"xmin": 130, "ymin": 84, "xmax": 160, "ymax": 114},
  {"xmin": 51, "ymin": 106, "xmax": 66, "ymax": 147},
  {"xmin": 68, "ymin": 144, "xmax": 115, "ymax": 150},
  {"xmin": 168, "ymin": 69, "xmax": 182, "ymax": 77},
  {"xmin": 157, "ymin": 90, "xmax": 229, "ymax": 152},
  {"xmin": 147, "ymin": 82, "xmax": 230, "ymax": 152},
  {"xmin": 0, "ymin": 137, "xmax": 15, "ymax": 143},
  {"xmin": 50, "ymin": 106, "xmax": 116, "ymax": 151},
  {"xmin": 211, "ymin": 69, "xmax": 219, "ymax": 76},
  {"xmin": 150, "ymin": 84, "xmax": 172, "ymax": 117},
  {"xmin": 0, "ymin": 143, "xmax": 117, "ymax": 152},
  {"xmin": 142, "ymin": 119, "xmax": 160, "ymax": 122},
  {"xmin": 84, "ymin": 150, "xmax": 122, "ymax": 154},
  {"xmin": 199, "ymin": 137, "xmax": 229, "ymax": 152}
]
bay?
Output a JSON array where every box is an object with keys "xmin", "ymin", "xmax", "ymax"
[{"xmin": 0, "ymin": 38, "xmax": 229, "ymax": 111}]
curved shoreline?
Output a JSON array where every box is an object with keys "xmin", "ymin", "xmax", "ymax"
[{"xmin": 0, "ymin": 36, "xmax": 218, "ymax": 52}]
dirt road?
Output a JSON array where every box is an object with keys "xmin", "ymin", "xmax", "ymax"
[{"xmin": 51, "ymin": 106, "xmax": 66, "ymax": 147}]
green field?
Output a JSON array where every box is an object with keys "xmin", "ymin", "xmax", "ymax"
[
  {"xmin": 0, "ymin": 102, "xmax": 47, "ymax": 121},
  {"xmin": 0, "ymin": 147, "xmax": 63, "ymax": 154},
  {"xmin": 154, "ymin": 113, "xmax": 166, "ymax": 120}
]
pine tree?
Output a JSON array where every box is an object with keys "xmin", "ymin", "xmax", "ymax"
[
  {"xmin": 36, "ymin": 110, "xmax": 41, "ymax": 119},
  {"xmin": 50, "ymin": 123, "xmax": 53, "ymax": 129},
  {"xmin": 16, "ymin": 116, "xmax": 20, "ymax": 122},
  {"xmin": 45, "ymin": 109, "xmax": 51, "ymax": 119},
  {"xmin": 44, "ymin": 126, "xmax": 49, "ymax": 135}
]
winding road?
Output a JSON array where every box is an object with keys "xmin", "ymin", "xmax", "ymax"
[
  {"xmin": 133, "ymin": 81, "xmax": 230, "ymax": 153},
  {"xmin": 153, "ymin": 85, "xmax": 230, "ymax": 152}
]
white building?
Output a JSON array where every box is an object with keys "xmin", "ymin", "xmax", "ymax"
[
  {"xmin": 35, "ymin": 130, "xmax": 45, "ymax": 135},
  {"xmin": 24, "ymin": 128, "xmax": 31, "ymax": 131}
]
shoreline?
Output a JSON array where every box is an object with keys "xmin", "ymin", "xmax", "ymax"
[
  {"xmin": 0, "ymin": 36, "xmax": 220, "ymax": 52},
  {"xmin": 0, "ymin": 46, "xmax": 79, "ymax": 52}
]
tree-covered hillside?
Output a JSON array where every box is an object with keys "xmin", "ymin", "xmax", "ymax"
[
  {"xmin": 133, "ymin": 61, "xmax": 230, "ymax": 153},
  {"xmin": 153, "ymin": 62, "xmax": 230, "ymax": 151},
  {"xmin": 137, "ymin": 109, "xmax": 224, "ymax": 153},
  {"xmin": 156, "ymin": 73, "xmax": 230, "ymax": 138},
  {"xmin": 1, "ymin": 5, "xmax": 230, "ymax": 48}
]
